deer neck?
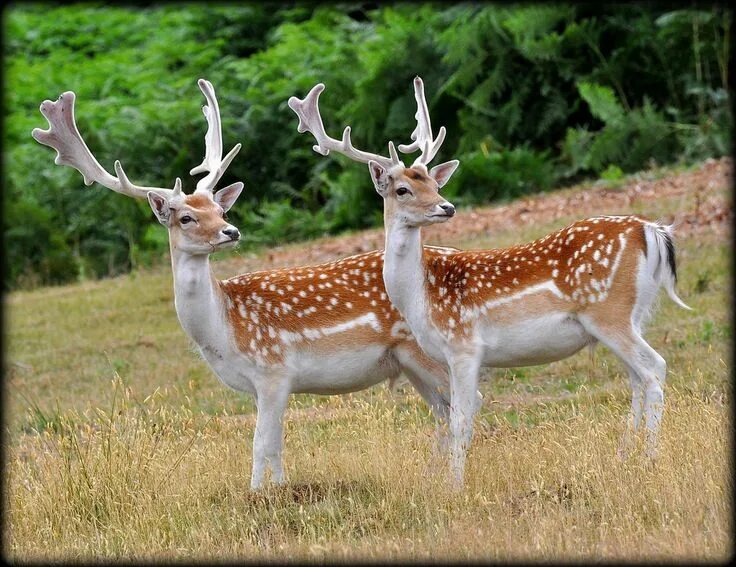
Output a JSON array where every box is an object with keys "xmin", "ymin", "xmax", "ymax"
[
  {"xmin": 382, "ymin": 218, "xmax": 434, "ymax": 348},
  {"xmin": 169, "ymin": 245, "xmax": 229, "ymax": 350}
]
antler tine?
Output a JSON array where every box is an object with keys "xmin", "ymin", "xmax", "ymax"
[
  {"xmin": 288, "ymin": 84, "xmax": 403, "ymax": 171},
  {"xmin": 32, "ymin": 92, "xmax": 176, "ymax": 199},
  {"xmin": 191, "ymin": 79, "xmax": 242, "ymax": 193},
  {"xmin": 397, "ymin": 76, "xmax": 447, "ymax": 166}
]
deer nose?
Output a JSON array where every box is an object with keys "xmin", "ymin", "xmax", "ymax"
[
  {"xmin": 222, "ymin": 227, "xmax": 240, "ymax": 241},
  {"xmin": 440, "ymin": 203, "xmax": 456, "ymax": 217}
]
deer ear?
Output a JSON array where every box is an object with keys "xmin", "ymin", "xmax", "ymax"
[
  {"xmin": 147, "ymin": 191, "xmax": 171, "ymax": 225},
  {"xmin": 368, "ymin": 160, "xmax": 389, "ymax": 196},
  {"xmin": 429, "ymin": 160, "xmax": 459, "ymax": 189},
  {"xmin": 214, "ymin": 182, "xmax": 244, "ymax": 212}
]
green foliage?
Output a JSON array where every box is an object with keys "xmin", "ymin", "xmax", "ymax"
[
  {"xmin": 561, "ymin": 83, "xmax": 681, "ymax": 176},
  {"xmin": 600, "ymin": 164, "xmax": 625, "ymax": 183},
  {"xmin": 240, "ymin": 199, "xmax": 332, "ymax": 247},
  {"xmin": 450, "ymin": 145, "xmax": 555, "ymax": 205},
  {"xmin": 4, "ymin": 4, "xmax": 732, "ymax": 288},
  {"xmin": 578, "ymin": 82, "xmax": 625, "ymax": 124}
]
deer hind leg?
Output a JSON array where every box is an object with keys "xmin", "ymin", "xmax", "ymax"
[
  {"xmin": 251, "ymin": 380, "xmax": 290, "ymax": 489},
  {"xmin": 580, "ymin": 316, "xmax": 667, "ymax": 459},
  {"xmin": 632, "ymin": 338, "xmax": 667, "ymax": 458},
  {"xmin": 618, "ymin": 363, "xmax": 644, "ymax": 459},
  {"xmin": 448, "ymin": 347, "xmax": 483, "ymax": 489},
  {"xmin": 395, "ymin": 345, "xmax": 451, "ymax": 454}
]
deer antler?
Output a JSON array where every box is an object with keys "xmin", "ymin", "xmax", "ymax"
[
  {"xmin": 288, "ymin": 83, "xmax": 403, "ymax": 171},
  {"xmin": 31, "ymin": 91, "xmax": 179, "ymax": 199},
  {"xmin": 190, "ymin": 79, "xmax": 242, "ymax": 194},
  {"xmin": 397, "ymin": 76, "xmax": 447, "ymax": 166}
]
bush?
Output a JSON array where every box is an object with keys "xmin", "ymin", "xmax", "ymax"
[{"xmin": 450, "ymin": 146, "xmax": 556, "ymax": 205}]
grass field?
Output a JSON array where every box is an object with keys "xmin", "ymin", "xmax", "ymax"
[{"xmin": 3, "ymin": 160, "xmax": 732, "ymax": 561}]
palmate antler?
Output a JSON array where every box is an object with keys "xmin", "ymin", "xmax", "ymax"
[
  {"xmin": 32, "ymin": 79, "xmax": 242, "ymax": 200},
  {"xmin": 31, "ymin": 92, "xmax": 181, "ymax": 199},
  {"xmin": 288, "ymin": 84, "xmax": 404, "ymax": 171},
  {"xmin": 397, "ymin": 77, "xmax": 447, "ymax": 166},
  {"xmin": 289, "ymin": 76, "xmax": 450, "ymax": 172},
  {"xmin": 190, "ymin": 79, "xmax": 242, "ymax": 194}
]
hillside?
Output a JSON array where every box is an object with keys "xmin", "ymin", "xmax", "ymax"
[{"xmin": 216, "ymin": 157, "xmax": 730, "ymax": 274}]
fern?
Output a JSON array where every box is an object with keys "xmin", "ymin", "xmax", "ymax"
[
  {"xmin": 502, "ymin": 5, "xmax": 573, "ymax": 61},
  {"xmin": 577, "ymin": 82, "xmax": 625, "ymax": 125},
  {"xmin": 535, "ymin": 92, "xmax": 570, "ymax": 138}
]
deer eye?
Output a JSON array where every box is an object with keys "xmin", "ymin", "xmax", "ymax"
[
  {"xmin": 180, "ymin": 215, "xmax": 194, "ymax": 224},
  {"xmin": 396, "ymin": 187, "xmax": 411, "ymax": 197}
]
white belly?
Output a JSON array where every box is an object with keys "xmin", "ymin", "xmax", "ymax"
[
  {"xmin": 286, "ymin": 345, "xmax": 400, "ymax": 394},
  {"xmin": 478, "ymin": 313, "xmax": 593, "ymax": 367}
]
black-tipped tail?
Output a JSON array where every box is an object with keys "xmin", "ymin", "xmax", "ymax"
[
  {"xmin": 662, "ymin": 229, "xmax": 678, "ymax": 283},
  {"xmin": 647, "ymin": 223, "xmax": 691, "ymax": 311}
]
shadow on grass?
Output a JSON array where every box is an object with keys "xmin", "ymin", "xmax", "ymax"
[{"xmin": 242, "ymin": 478, "xmax": 382, "ymax": 508}]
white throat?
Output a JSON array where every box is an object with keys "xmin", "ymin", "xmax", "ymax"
[
  {"xmin": 170, "ymin": 245, "xmax": 228, "ymax": 350},
  {"xmin": 382, "ymin": 222, "xmax": 435, "ymax": 349}
]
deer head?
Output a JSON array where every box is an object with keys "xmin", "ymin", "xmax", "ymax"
[
  {"xmin": 32, "ymin": 79, "xmax": 244, "ymax": 255},
  {"xmin": 289, "ymin": 76, "xmax": 459, "ymax": 228}
]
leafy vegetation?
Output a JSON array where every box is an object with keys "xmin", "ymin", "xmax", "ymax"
[{"xmin": 4, "ymin": 4, "xmax": 731, "ymax": 287}]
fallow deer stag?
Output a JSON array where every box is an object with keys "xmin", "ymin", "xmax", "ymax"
[
  {"xmin": 32, "ymin": 79, "xmax": 456, "ymax": 489},
  {"xmin": 290, "ymin": 77, "xmax": 692, "ymax": 487}
]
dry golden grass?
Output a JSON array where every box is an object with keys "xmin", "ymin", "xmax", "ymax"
[
  {"xmin": 4, "ymin": 161, "xmax": 731, "ymax": 561},
  {"xmin": 4, "ymin": 384, "xmax": 731, "ymax": 561}
]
